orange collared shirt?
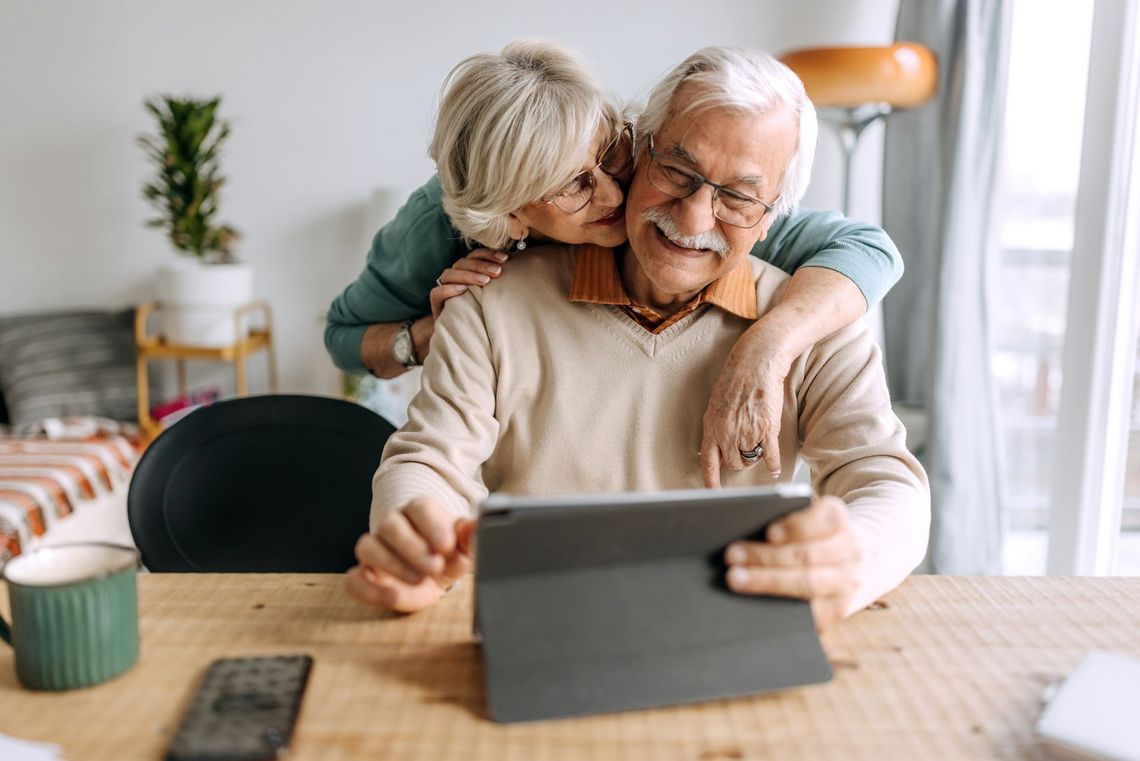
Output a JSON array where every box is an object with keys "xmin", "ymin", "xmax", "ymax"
[{"xmin": 568, "ymin": 244, "xmax": 758, "ymax": 334}]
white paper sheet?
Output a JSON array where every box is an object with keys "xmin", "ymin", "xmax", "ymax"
[{"xmin": 0, "ymin": 732, "xmax": 62, "ymax": 761}]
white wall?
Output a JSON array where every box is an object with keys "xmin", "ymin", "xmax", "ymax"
[{"xmin": 0, "ymin": 0, "xmax": 896, "ymax": 397}]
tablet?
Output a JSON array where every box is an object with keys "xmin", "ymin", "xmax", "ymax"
[{"xmin": 474, "ymin": 484, "xmax": 833, "ymax": 723}]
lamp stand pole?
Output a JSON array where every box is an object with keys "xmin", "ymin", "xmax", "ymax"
[{"xmin": 819, "ymin": 103, "xmax": 893, "ymax": 216}]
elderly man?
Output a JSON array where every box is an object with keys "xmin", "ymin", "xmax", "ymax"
[{"xmin": 347, "ymin": 46, "xmax": 930, "ymax": 630}]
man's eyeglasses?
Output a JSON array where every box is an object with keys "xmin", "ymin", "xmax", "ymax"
[
  {"xmin": 645, "ymin": 133, "xmax": 777, "ymax": 229},
  {"xmin": 542, "ymin": 122, "xmax": 635, "ymax": 214}
]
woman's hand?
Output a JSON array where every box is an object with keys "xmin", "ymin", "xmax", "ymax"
[
  {"xmin": 430, "ymin": 248, "xmax": 509, "ymax": 319},
  {"xmin": 700, "ymin": 320, "xmax": 795, "ymax": 487}
]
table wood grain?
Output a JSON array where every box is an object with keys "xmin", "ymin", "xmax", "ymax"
[{"xmin": 1, "ymin": 574, "xmax": 1138, "ymax": 760}]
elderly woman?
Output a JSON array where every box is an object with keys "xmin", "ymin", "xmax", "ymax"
[{"xmin": 324, "ymin": 39, "xmax": 903, "ymax": 483}]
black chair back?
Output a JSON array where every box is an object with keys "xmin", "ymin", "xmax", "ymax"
[{"xmin": 128, "ymin": 394, "xmax": 394, "ymax": 572}]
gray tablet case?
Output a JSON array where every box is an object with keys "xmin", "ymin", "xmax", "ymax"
[{"xmin": 475, "ymin": 485, "xmax": 834, "ymax": 723}]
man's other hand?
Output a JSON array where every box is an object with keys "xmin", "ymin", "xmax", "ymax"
[
  {"xmin": 723, "ymin": 496, "xmax": 862, "ymax": 630},
  {"xmin": 346, "ymin": 497, "xmax": 475, "ymax": 613}
]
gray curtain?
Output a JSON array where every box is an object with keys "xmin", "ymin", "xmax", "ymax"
[{"xmin": 882, "ymin": 0, "xmax": 1013, "ymax": 573}]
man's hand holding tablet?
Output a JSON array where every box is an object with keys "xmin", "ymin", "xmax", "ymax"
[{"xmin": 724, "ymin": 495, "xmax": 863, "ymax": 630}]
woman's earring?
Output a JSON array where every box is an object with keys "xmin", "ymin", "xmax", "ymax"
[{"xmin": 515, "ymin": 232, "xmax": 528, "ymax": 251}]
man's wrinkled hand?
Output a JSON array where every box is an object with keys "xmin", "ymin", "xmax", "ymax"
[
  {"xmin": 723, "ymin": 496, "xmax": 861, "ymax": 631},
  {"xmin": 345, "ymin": 497, "xmax": 475, "ymax": 613}
]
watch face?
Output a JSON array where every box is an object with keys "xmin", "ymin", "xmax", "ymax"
[{"xmin": 394, "ymin": 330, "xmax": 412, "ymax": 365}]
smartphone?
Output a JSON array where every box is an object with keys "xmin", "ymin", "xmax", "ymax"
[{"xmin": 164, "ymin": 654, "xmax": 313, "ymax": 761}]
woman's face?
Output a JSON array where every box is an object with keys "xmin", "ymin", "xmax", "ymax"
[{"xmin": 512, "ymin": 124, "xmax": 633, "ymax": 249}]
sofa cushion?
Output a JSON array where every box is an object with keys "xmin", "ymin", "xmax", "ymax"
[{"xmin": 0, "ymin": 310, "xmax": 139, "ymax": 426}]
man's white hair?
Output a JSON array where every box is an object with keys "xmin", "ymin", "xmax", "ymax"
[
  {"xmin": 636, "ymin": 46, "xmax": 817, "ymax": 218},
  {"xmin": 429, "ymin": 39, "xmax": 623, "ymax": 250}
]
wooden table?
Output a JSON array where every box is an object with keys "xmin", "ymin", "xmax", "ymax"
[{"xmin": 1, "ymin": 575, "xmax": 1138, "ymax": 760}]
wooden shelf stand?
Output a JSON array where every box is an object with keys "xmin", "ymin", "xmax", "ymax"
[{"xmin": 134, "ymin": 300, "xmax": 279, "ymax": 438}]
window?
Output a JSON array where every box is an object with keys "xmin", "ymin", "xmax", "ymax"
[
  {"xmin": 995, "ymin": 0, "xmax": 1140, "ymax": 575},
  {"xmin": 1124, "ymin": 299, "xmax": 1140, "ymax": 573},
  {"xmin": 992, "ymin": 0, "xmax": 1095, "ymax": 574}
]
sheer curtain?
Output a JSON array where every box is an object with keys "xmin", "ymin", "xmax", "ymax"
[{"xmin": 882, "ymin": 0, "xmax": 1013, "ymax": 572}]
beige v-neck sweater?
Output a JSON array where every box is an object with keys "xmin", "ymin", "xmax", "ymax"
[{"xmin": 372, "ymin": 245, "xmax": 930, "ymax": 615}]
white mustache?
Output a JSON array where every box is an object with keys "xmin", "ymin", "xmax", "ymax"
[{"xmin": 641, "ymin": 206, "xmax": 730, "ymax": 257}]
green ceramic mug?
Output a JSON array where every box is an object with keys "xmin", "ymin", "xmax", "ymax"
[{"xmin": 0, "ymin": 543, "xmax": 140, "ymax": 690}]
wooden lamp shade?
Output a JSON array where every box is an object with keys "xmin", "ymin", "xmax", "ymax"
[
  {"xmin": 773, "ymin": 43, "xmax": 939, "ymax": 216},
  {"xmin": 780, "ymin": 43, "xmax": 938, "ymax": 109}
]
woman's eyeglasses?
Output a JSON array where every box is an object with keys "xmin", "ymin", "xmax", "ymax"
[{"xmin": 542, "ymin": 123, "xmax": 635, "ymax": 214}]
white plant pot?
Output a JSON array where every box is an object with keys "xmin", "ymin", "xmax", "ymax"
[{"xmin": 157, "ymin": 260, "xmax": 254, "ymax": 347}]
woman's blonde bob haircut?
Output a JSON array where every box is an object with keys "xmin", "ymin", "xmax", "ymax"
[{"xmin": 429, "ymin": 39, "xmax": 623, "ymax": 250}]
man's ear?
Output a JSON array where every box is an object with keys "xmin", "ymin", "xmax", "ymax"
[{"xmin": 506, "ymin": 213, "xmax": 529, "ymax": 242}]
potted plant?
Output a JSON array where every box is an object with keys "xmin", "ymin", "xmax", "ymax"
[{"xmin": 138, "ymin": 95, "xmax": 251, "ymax": 347}]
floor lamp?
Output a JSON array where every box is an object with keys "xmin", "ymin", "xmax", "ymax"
[
  {"xmin": 780, "ymin": 43, "xmax": 938, "ymax": 217},
  {"xmin": 780, "ymin": 44, "xmax": 938, "ymax": 453}
]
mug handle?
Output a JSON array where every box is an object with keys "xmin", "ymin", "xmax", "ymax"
[{"xmin": 0, "ymin": 614, "xmax": 9, "ymax": 645}]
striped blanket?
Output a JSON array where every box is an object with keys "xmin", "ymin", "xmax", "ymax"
[{"xmin": 0, "ymin": 426, "xmax": 142, "ymax": 563}]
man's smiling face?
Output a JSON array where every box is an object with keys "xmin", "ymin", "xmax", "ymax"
[{"xmin": 624, "ymin": 82, "xmax": 798, "ymax": 303}]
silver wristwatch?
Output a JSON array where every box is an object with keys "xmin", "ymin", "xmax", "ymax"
[{"xmin": 392, "ymin": 319, "xmax": 420, "ymax": 368}]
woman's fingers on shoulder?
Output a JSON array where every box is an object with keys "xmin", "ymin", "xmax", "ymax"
[
  {"xmin": 439, "ymin": 267, "xmax": 492, "ymax": 286},
  {"xmin": 430, "ymin": 284, "xmax": 469, "ymax": 319},
  {"xmin": 432, "ymin": 283, "xmax": 469, "ymax": 299},
  {"xmin": 469, "ymin": 247, "xmax": 508, "ymax": 263},
  {"xmin": 452, "ymin": 258, "xmax": 502, "ymax": 278}
]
